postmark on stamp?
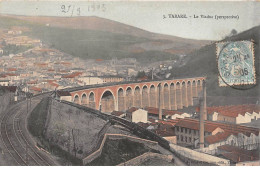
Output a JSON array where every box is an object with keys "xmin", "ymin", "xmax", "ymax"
[{"xmin": 216, "ymin": 40, "xmax": 256, "ymax": 87}]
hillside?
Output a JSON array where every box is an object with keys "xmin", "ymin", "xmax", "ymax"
[
  {"xmin": 170, "ymin": 25, "xmax": 260, "ymax": 97},
  {"xmin": 1, "ymin": 15, "xmax": 209, "ymax": 57},
  {"xmin": 5, "ymin": 15, "xmax": 209, "ymax": 44}
]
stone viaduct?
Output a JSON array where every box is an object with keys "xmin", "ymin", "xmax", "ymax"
[{"xmin": 66, "ymin": 77, "xmax": 205, "ymax": 113}]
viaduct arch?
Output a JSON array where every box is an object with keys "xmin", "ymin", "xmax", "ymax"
[{"xmin": 66, "ymin": 77, "xmax": 205, "ymax": 113}]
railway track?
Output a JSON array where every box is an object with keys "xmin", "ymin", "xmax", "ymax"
[{"xmin": 0, "ymin": 93, "xmax": 54, "ymax": 166}]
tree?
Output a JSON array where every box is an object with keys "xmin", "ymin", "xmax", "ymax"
[
  {"xmin": 231, "ymin": 29, "xmax": 238, "ymax": 36},
  {"xmin": 136, "ymin": 71, "xmax": 146, "ymax": 78}
]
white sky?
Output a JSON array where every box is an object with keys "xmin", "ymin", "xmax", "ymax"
[{"xmin": 0, "ymin": 1, "xmax": 259, "ymax": 40}]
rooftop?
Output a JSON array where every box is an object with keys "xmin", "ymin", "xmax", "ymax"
[
  {"xmin": 205, "ymin": 132, "xmax": 232, "ymax": 144},
  {"xmin": 62, "ymin": 72, "xmax": 83, "ymax": 78},
  {"xmin": 126, "ymin": 107, "xmax": 139, "ymax": 113},
  {"xmin": 207, "ymin": 104, "xmax": 260, "ymax": 118},
  {"xmin": 144, "ymin": 107, "xmax": 184, "ymax": 116},
  {"xmin": 220, "ymin": 152, "xmax": 259, "ymax": 163},
  {"xmin": 218, "ymin": 145, "xmax": 259, "ymax": 159},
  {"xmin": 111, "ymin": 111, "xmax": 125, "ymax": 117},
  {"xmin": 29, "ymin": 86, "xmax": 42, "ymax": 92},
  {"xmin": 173, "ymin": 118, "xmax": 260, "ymax": 140}
]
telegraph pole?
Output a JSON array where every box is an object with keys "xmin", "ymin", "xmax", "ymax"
[
  {"xmin": 199, "ymin": 80, "xmax": 207, "ymax": 148},
  {"xmin": 29, "ymin": 94, "xmax": 31, "ymax": 111},
  {"xmin": 26, "ymin": 95, "xmax": 28, "ymax": 115},
  {"xmin": 158, "ymin": 83, "xmax": 162, "ymax": 120}
]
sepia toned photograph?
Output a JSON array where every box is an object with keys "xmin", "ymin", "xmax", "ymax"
[{"xmin": 0, "ymin": 0, "xmax": 259, "ymax": 166}]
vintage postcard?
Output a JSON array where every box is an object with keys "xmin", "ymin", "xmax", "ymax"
[{"xmin": 0, "ymin": 0, "xmax": 259, "ymax": 166}]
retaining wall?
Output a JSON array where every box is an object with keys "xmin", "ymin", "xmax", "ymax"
[
  {"xmin": 169, "ymin": 144, "xmax": 230, "ymax": 166},
  {"xmin": 82, "ymin": 133, "xmax": 159, "ymax": 165},
  {"xmin": 117, "ymin": 152, "xmax": 173, "ymax": 166}
]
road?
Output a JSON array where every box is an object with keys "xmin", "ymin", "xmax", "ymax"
[{"xmin": 0, "ymin": 94, "xmax": 58, "ymax": 166}]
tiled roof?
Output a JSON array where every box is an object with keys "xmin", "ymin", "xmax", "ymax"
[
  {"xmin": 207, "ymin": 104, "xmax": 260, "ymax": 117},
  {"xmin": 29, "ymin": 86, "xmax": 42, "ymax": 92},
  {"xmin": 48, "ymin": 81, "xmax": 59, "ymax": 87},
  {"xmin": 62, "ymin": 72, "xmax": 83, "ymax": 78},
  {"xmin": 7, "ymin": 68, "xmax": 17, "ymax": 71},
  {"xmin": 218, "ymin": 145, "xmax": 259, "ymax": 159},
  {"xmin": 180, "ymin": 118, "xmax": 259, "ymax": 136},
  {"xmin": 174, "ymin": 118, "xmax": 221, "ymax": 133},
  {"xmin": 0, "ymin": 74, "xmax": 7, "ymax": 78},
  {"xmin": 111, "ymin": 111, "xmax": 125, "ymax": 117},
  {"xmin": 165, "ymin": 119, "xmax": 181, "ymax": 125},
  {"xmin": 157, "ymin": 120, "xmax": 177, "ymax": 126},
  {"xmin": 144, "ymin": 107, "xmax": 184, "ymax": 116},
  {"xmin": 221, "ymin": 152, "xmax": 258, "ymax": 163},
  {"xmin": 5, "ymin": 73, "xmax": 18, "ymax": 76},
  {"xmin": 126, "ymin": 107, "xmax": 138, "ymax": 113},
  {"xmin": 27, "ymin": 80, "xmax": 38, "ymax": 84},
  {"xmin": 205, "ymin": 132, "xmax": 232, "ymax": 144}
]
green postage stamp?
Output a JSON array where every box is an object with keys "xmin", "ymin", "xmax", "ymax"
[{"xmin": 216, "ymin": 41, "xmax": 256, "ymax": 87}]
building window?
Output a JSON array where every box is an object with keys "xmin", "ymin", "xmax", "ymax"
[
  {"xmin": 185, "ymin": 128, "xmax": 187, "ymax": 134},
  {"xmin": 181, "ymin": 135, "xmax": 183, "ymax": 141},
  {"xmin": 190, "ymin": 129, "xmax": 192, "ymax": 134},
  {"xmin": 177, "ymin": 135, "xmax": 179, "ymax": 140},
  {"xmin": 189, "ymin": 137, "xmax": 191, "ymax": 143},
  {"xmin": 181, "ymin": 128, "xmax": 183, "ymax": 133},
  {"xmin": 177, "ymin": 127, "xmax": 179, "ymax": 132},
  {"xmin": 185, "ymin": 137, "xmax": 187, "ymax": 142}
]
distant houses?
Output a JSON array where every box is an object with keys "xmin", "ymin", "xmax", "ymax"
[
  {"xmin": 78, "ymin": 75, "xmax": 124, "ymax": 85},
  {"xmin": 207, "ymin": 105, "xmax": 260, "ymax": 124},
  {"xmin": 144, "ymin": 107, "xmax": 191, "ymax": 119},
  {"xmin": 0, "ymin": 79, "xmax": 9, "ymax": 86}
]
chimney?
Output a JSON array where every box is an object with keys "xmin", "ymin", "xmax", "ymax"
[
  {"xmin": 199, "ymin": 80, "xmax": 206, "ymax": 148},
  {"xmin": 158, "ymin": 83, "xmax": 162, "ymax": 120},
  {"xmin": 203, "ymin": 80, "xmax": 207, "ymax": 120}
]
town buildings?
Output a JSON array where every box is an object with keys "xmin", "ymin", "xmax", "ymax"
[
  {"xmin": 126, "ymin": 107, "xmax": 148, "ymax": 123},
  {"xmin": 207, "ymin": 105, "xmax": 260, "ymax": 124}
]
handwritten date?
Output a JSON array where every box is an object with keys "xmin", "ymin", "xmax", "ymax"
[{"xmin": 61, "ymin": 4, "xmax": 106, "ymax": 16}]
